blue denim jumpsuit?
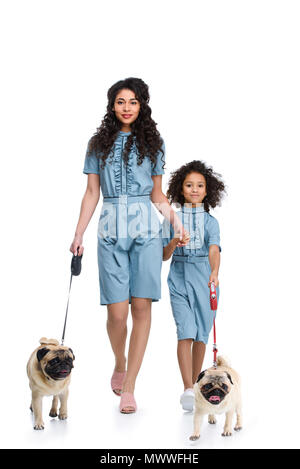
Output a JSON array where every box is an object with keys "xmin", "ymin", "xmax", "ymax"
[
  {"xmin": 162, "ymin": 205, "xmax": 221, "ymax": 343},
  {"xmin": 83, "ymin": 130, "xmax": 165, "ymax": 305}
]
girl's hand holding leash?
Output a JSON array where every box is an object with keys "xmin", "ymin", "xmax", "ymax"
[
  {"xmin": 70, "ymin": 234, "xmax": 84, "ymax": 256},
  {"xmin": 208, "ymin": 273, "xmax": 219, "ymax": 288}
]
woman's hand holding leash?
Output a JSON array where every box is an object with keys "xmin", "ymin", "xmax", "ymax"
[{"xmin": 70, "ymin": 234, "xmax": 84, "ymax": 256}]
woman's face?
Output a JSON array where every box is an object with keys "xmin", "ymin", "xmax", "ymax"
[
  {"xmin": 113, "ymin": 88, "xmax": 141, "ymax": 129},
  {"xmin": 181, "ymin": 172, "xmax": 207, "ymax": 206}
]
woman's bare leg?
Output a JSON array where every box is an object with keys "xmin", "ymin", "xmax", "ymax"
[
  {"xmin": 121, "ymin": 297, "xmax": 152, "ymax": 412},
  {"xmin": 107, "ymin": 300, "xmax": 129, "ymax": 375}
]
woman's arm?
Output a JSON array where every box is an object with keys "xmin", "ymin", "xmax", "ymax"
[
  {"xmin": 208, "ymin": 244, "xmax": 220, "ymax": 287},
  {"xmin": 151, "ymin": 175, "xmax": 187, "ymax": 242},
  {"xmin": 70, "ymin": 173, "xmax": 100, "ymax": 255}
]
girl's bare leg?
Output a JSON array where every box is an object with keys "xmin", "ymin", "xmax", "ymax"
[
  {"xmin": 177, "ymin": 339, "xmax": 193, "ymax": 390},
  {"xmin": 121, "ymin": 297, "xmax": 152, "ymax": 412},
  {"xmin": 192, "ymin": 341, "xmax": 206, "ymax": 384}
]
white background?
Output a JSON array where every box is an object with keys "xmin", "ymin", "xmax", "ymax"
[{"xmin": 1, "ymin": 0, "xmax": 299, "ymax": 450}]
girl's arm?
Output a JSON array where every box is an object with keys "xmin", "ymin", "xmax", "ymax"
[
  {"xmin": 70, "ymin": 173, "xmax": 100, "ymax": 255},
  {"xmin": 163, "ymin": 230, "xmax": 190, "ymax": 261},
  {"xmin": 208, "ymin": 244, "xmax": 220, "ymax": 287},
  {"xmin": 151, "ymin": 175, "xmax": 187, "ymax": 242},
  {"xmin": 163, "ymin": 239, "xmax": 178, "ymax": 261}
]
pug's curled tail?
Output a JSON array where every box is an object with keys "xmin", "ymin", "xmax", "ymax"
[
  {"xmin": 217, "ymin": 356, "xmax": 231, "ymax": 368},
  {"xmin": 39, "ymin": 337, "xmax": 59, "ymax": 346}
]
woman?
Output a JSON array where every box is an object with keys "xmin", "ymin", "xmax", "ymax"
[{"xmin": 70, "ymin": 77, "xmax": 188, "ymax": 413}]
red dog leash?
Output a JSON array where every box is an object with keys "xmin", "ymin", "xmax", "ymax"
[{"xmin": 210, "ymin": 282, "xmax": 218, "ymax": 368}]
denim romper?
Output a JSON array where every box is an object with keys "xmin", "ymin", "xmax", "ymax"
[
  {"xmin": 83, "ymin": 130, "xmax": 165, "ymax": 305},
  {"xmin": 162, "ymin": 205, "xmax": 221, "ymax": 343}
]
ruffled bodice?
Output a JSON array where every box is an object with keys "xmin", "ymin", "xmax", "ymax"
[
  {"xmin": 162, "ymin": 205, "xmax": 222, "ymax": 255},
  {"xmin": 83, "ymin": 130, "xmax": 165, "ymax": 198}
]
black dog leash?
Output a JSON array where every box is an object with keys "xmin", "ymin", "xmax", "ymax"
[{"xmin": 61, "ymin": 248, "xmax": 83, "ymax": 345}]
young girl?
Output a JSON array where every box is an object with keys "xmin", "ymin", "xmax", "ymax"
[
  {"xmin": 70, "ymin": 77, "xmax": 187, "ymax": 414},
  {"xmin": 162, "ymin": 160, "xmax": 226, "ymax": 411}
]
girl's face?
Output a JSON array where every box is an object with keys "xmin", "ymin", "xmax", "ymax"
[
  {"xmin": 181, "ymin": 172, "xmax": 207, "ymax": 206},
  {"xmin": 113, "ymin": 88, "xmax": 141, "ymax": 130}
]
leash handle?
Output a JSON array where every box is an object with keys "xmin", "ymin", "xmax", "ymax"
[
  {"xmin": 210, "ymin": 281, "xmax": 218, "ymax": 311},
  {"xmin": 71, "ymin": 248, "xmax": 83, "ymax": 276}
]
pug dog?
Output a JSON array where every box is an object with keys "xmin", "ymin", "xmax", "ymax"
[
  {"xmin": 190, "ymin": 356, "xmax": 242, "ymax": 440},
  {"xmin": 27, "ymin": 337, "xmax": 75, "ymax": 430}
]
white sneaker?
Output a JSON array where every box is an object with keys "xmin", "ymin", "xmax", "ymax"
[{"xmin": 180, "ymin": 388, "xmax": 195, "ymax": 411}]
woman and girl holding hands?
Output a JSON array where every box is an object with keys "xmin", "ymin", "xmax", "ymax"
[{"xmin": 70, "ymin": 77, "xmax": 226, "ymax": 414}]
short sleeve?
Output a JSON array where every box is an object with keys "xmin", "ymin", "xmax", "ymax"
[
  {"xmin": 83, "ymin": 141, "xmax": 100, "ymax": 175},
  {"xmin": 162, "ymin": 217, "xmax": 173, "ymax": 247},
  {"xmin": 207, "ymin": 216, "xmax": 222, "ymax": 252},
  {"xmin": 151, "ymin": 139, "xmax": 165, "ymax": 176}
]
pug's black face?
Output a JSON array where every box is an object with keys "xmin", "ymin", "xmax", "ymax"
[
  {"xmin": 37, "ymin": 347, "xmax": 75, "ymax": 381},
  {"xmin": 200, "ymin": 381, "xmax": 228, "ymax": 405},
  {"xmin": 197, "ymin": 371, "xmax": 233, "ymax": 405}
]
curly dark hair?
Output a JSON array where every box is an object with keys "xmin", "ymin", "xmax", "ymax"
[
  {"xmin": 87, "ymin": 77, "xmax": 165, "ymax": 170},
  {"xmin": 166, "ymin": 160, "xmax": 226, "ymax": 212}
]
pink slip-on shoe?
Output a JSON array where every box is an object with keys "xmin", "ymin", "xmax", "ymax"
[
  {"xmin": 119, "ymin": 392, "xmax": 137, "ymax": 414},
  {"xmin": 111, "ymin": 370, "xmax": 126, "ymax": 396}
]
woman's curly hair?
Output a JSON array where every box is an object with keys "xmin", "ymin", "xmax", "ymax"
[
  {"xmin": 166, "ymin": 160, "xmax": 226, "ymax": 212},
  {"xmin": 87, "ymin": 77, "xmax": 165, "ymax": 170}
]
